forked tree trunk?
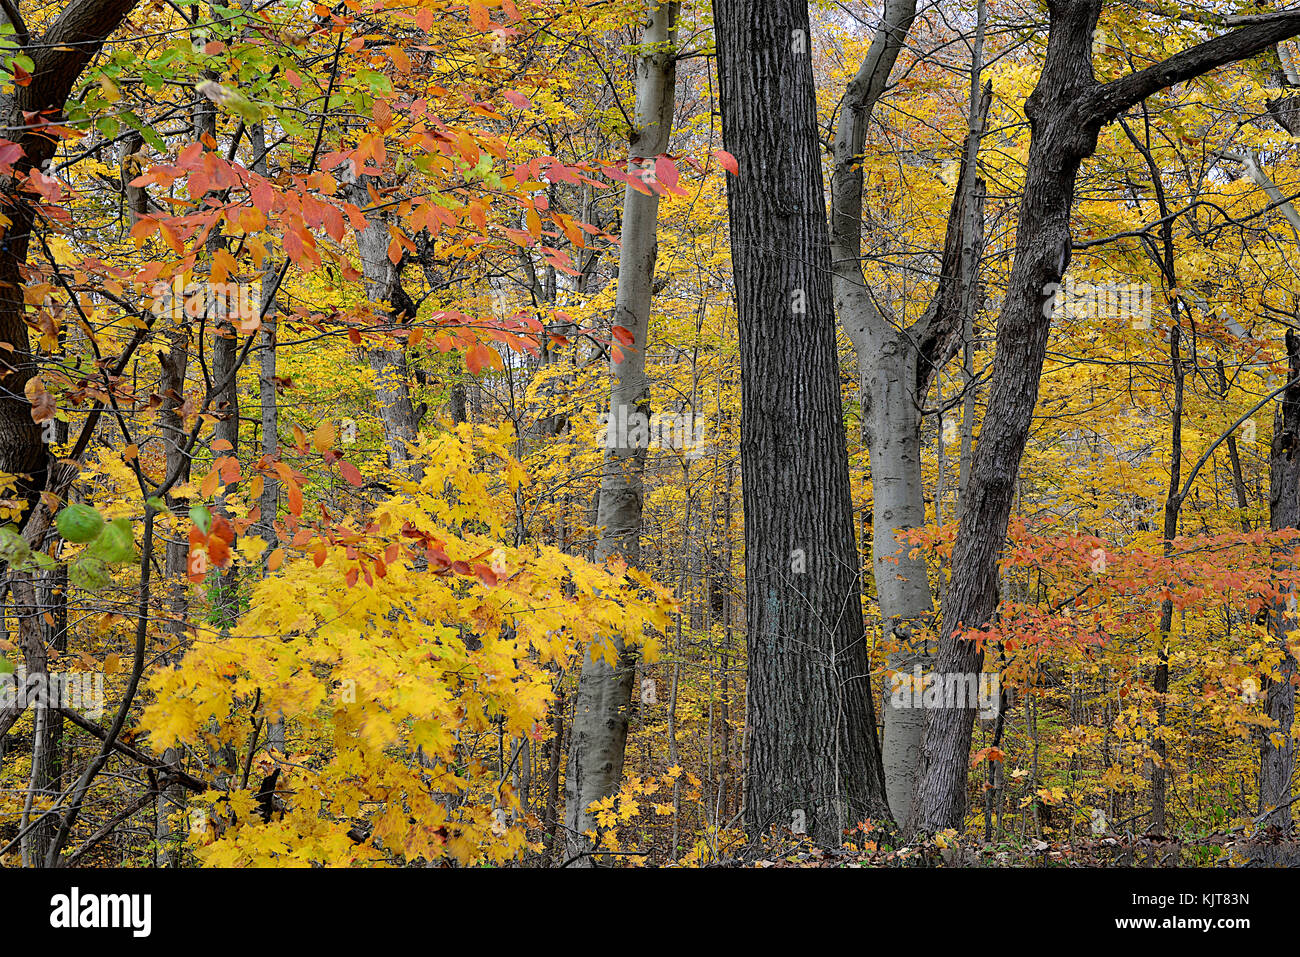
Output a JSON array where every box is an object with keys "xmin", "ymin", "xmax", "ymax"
[
  {"xmin": 829, "ymin": 0, "xmax": 990, "ymax": 824},
  {"xmin": 914, "ymin": 0, "xmax": 1300, "ymax": 833},
  {"xmin": 715, "ymin": 0, "xmax": 890, "ymax": 843},
  {"xmin": 563, "ymin": 0, "xmax": 678, "ymax": 863}
]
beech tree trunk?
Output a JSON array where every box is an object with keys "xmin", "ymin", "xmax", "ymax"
[
  {"xmin": 828, "ymin": 0, "xmax": 990, "ymax": 824},
  {"xmin": 715, "ymin": 0, "xmax": 890, "ymax": 843},
  {"xmin": 563, "ymin": 0, "xmax": 678, "ymax": 863},
  {"xmin": 913, "ymin": 0, "xmax": 1300, "ymax": 833},
  {"xmin": 827, "ymin": 0, "xmax": 921, "ymax": 827}
]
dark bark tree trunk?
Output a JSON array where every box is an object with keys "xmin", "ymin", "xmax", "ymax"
[
  {"xmin": 540, "ymin": 688, "xmax": 564, "ymax": 866},
  {"xmin": 1150, "ymin": 324, "xmax": 1183, "ymax": 836},
  {"xmin": 913, "ymin": 0, "xmax": 1300, "ymax": 833},
  {"xmin": 714, "ymin": 0, "xmax": 890, "ymax": 842},
  {"xmin": 0, "ymin": 0, "xmax": 140, "ymax": 512},
  {"xmin": 1262, "ymin": 329, "xmax": 1300, "ymax": 830}
]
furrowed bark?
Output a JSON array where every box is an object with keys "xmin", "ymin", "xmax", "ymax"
[
  {"xmin": 1262, "ymin": 329, "xmax": 1300, "ymax": 830},
  {"xmin": 715, "ymin": 0, "xmax": 890, "ymax": 844}
]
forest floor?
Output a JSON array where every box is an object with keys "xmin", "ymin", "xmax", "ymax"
[{"xmin": 712, "ymin": 830, "xmax": 1300, "ymax": 867}]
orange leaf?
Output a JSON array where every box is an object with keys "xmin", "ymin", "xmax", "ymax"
[
  {"xmin": 465, "ymin": 342, "xmax": 498, "ymax": 374},
  {"xmin": 313, "ymin": 420, "xmax": 336, "ymax": 453}
]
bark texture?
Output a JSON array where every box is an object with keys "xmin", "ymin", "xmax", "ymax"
[
  {"xmin": 715, "ymin": 0, "xmax": 890, "ymax": 843},
  {"xmin": 1262, "ymin": 329, "xmax": 1300, "ymax": 829}
]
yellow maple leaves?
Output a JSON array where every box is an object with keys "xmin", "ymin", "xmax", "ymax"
[{"xmin": 138, "ymin": 423, "xmax": 672, "ymax": 866}]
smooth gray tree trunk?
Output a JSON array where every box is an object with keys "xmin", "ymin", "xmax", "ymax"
[
  {"xmin": 564, "ymin": 0, "xmax": 678, "ymax": 864},
  {"xmin": 828, "ymin": 0, "xmax": 989, "ymax": 824}
]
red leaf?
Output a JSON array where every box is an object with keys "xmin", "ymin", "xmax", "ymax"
[
  {"xmin": 502, "ymin": 90, "xmax": 531, "ymax": 110},
  {"xmin": 716, "ymin": 149, "xmax": 739, "ymax": 176},
  {"xmin": 612, "ymin": 325, "xmax": 635, "ymax": 346},
  {"xmin": 655, "ymin": 155, "xmax": 679, "ymax": 191},
  {"xmin": 339, "ymin": 461, "xmax": 365, "ymax": 487},
  {"xmin": 0, "ymin": 139, "xmax": 24, "ymax": 167}
]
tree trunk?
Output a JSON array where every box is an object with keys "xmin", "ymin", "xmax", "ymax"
[
  {"xmin": 345, "ymin": 177, "xmax": 423, "ymax": 480},
  {"xmin": 913, "ymin": 0, "xmax": 1300, "ymax": 833},
  {"xmin": 540, "ymin": 688, "xmax": 564, "ymax": 865},
  {"xmin": 828, "ymin": 0, "xmax": 989, "ymax": 824},
  {"xmin": 1262, "ymin": 329, "xmax": 1300, "ymax": 829},
  {"xmin": 156, "ymin": 320, "xmax": 191, "ymax": 866},
  {"xmin": 563, "ymin": 0, "xmax": 678, "ymax": 863},
  {"xmin": 248, "ymin": 108, "xmax": 284, "ymax": 755},
  {"xmin": 0, "ymin": 0, "xmax": 141, "ymax": 512},
  {"xmin": 715, "ymin": 0, "xmax": 890, "ymax": 843}
]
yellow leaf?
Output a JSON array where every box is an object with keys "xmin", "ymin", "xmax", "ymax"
[
  {"xmin": 313, "ymin": 420, "xmax": 336, "ymax": 452},
  {"xmin": 237, "ymin": 535, "xmax": 268, "ymax": 563}
]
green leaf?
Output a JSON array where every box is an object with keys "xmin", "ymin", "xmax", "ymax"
[{"xmin": 190, "ymin": 503, "xmax": 212, "ymax": 535}]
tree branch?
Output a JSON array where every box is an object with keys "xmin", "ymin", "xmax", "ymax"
[
  {"xmin": 58, "ymin": 706, "xmax": 210, "ymax": 793},
  {"xmin": 1085, "ymin": 12, "xmax": 1300, "ymax": 124}
]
